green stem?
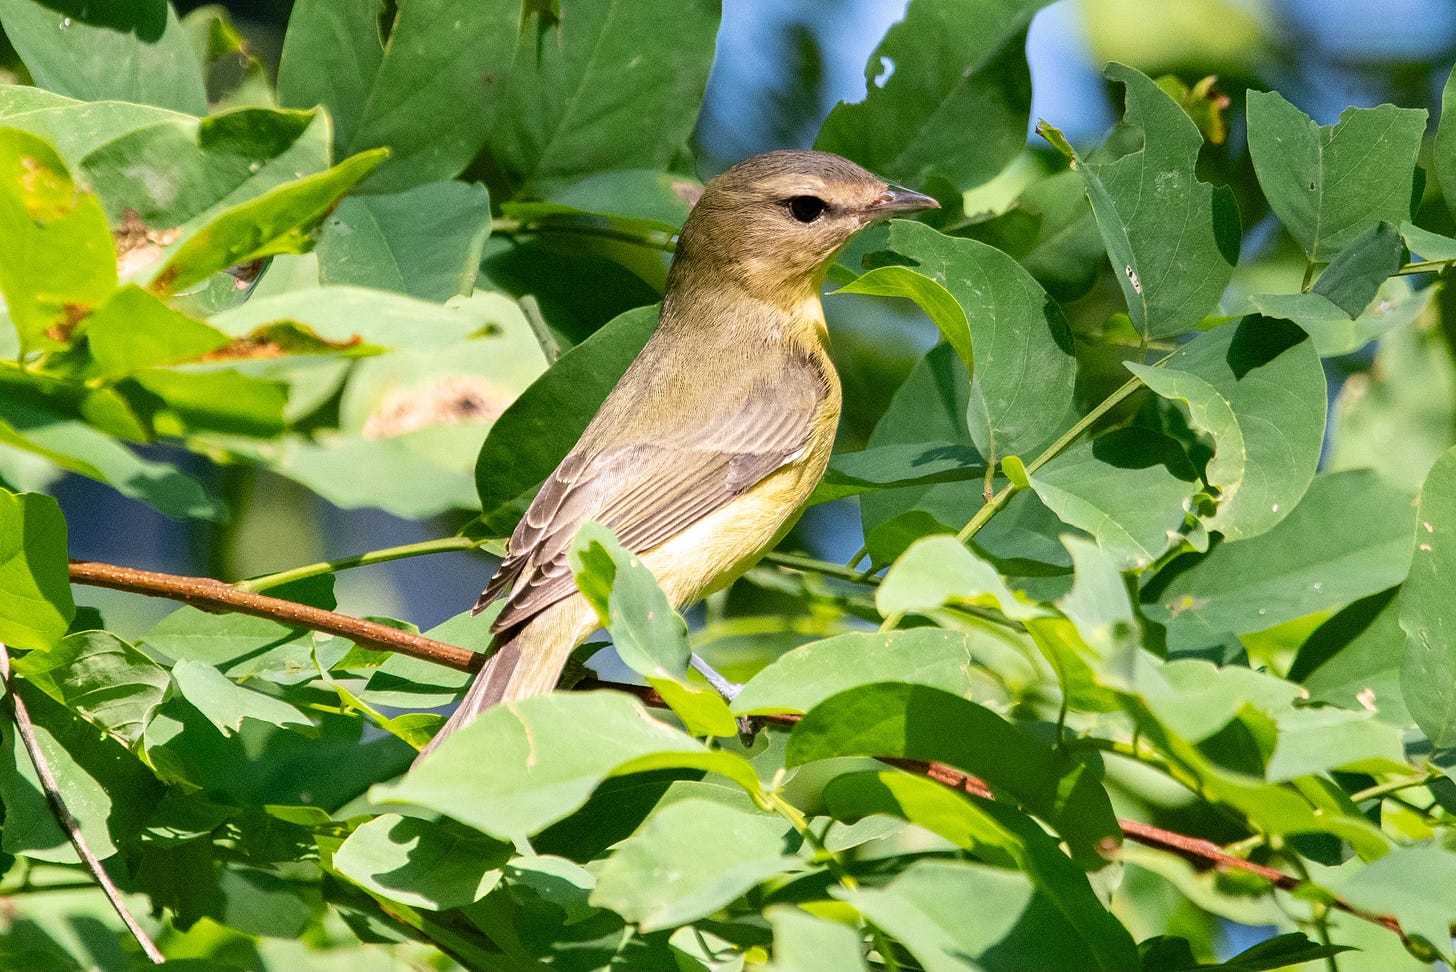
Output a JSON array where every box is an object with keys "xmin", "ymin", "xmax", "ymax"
[
  {"xmin": 233, "ymin": 535, "xmax": 500, "ymax": 593},
  {"xmin": 763, "ymin": 550, "xmax": 881, "ymax": 586},
  {"xmin": 1349, "ymin": 773, "xmax": 1438, "ymax": 805},
  {"xmin": 1301, "ymin": 260, "xmax": 1317, "ymax": 293},
  {"xmin": 1396, "ymin": 258, "xmax": 1456, "ymax": 276}
]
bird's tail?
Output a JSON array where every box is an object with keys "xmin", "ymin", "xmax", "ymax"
[{"xmin": 411, "ymin": 597, "xmax": 591, "ymax": 767}]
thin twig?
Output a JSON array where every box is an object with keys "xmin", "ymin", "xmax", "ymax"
[
  {"xmin": 66, "ymin": 558, "xmax": 1412, "ymax": 945},
  {"xmin": 69, "ymin": 560, "xmax": 480, "ymax": 672},
  {"xmin": 0, "ymin": 642, "xmax": 165, "ymax": 964}
]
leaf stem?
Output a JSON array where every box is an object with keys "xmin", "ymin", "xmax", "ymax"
[
  {"xmin": 763, "ymin": 550, "xmax": 882, "ymax": 586},
  {"xmin": 1301, "ymin": 259, "xmax": 1318, "ymax": 293},
  {"xmin": 1349, "ymin": 772, "xmax": 1439, "ymax": 805},
  {"xmin": 1396, "ymin": 258, "xmax": 1456, "ymax": 276},
  {"xmin": 0, "ymin": 642, "xmax": 165, "ymax": 965},
  {"xmin": 232, "ymin": 535, "xmax": 500, "ymax": 593}
]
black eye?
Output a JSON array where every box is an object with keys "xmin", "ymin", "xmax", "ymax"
[{"xmin": 786, "ymin": 195, "xmax": 828, "ymax": 223}]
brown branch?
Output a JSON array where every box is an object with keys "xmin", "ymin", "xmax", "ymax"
[
  {"xmin": 0, "ymin": 642, "xmax": 166, "ymax": 964},
  {"xmin": 69, "ymin": 558, "xmax": 1408, "ymax": 944},
  {"xmin": 68, "ymin": 560, "xmax": 480, "ymax": 672}
]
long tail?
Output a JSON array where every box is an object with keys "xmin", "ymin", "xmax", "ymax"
[{"xmin": 411, "ymin": 597, "xmax": 592, "ymax": 767}]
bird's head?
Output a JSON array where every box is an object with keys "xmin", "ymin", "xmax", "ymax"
[{"xmin": 670, "ymin": 150, "xmax": 938, "ymax": 305}]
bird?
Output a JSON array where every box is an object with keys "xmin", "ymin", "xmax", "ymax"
[{"xmin": 415, "ymin": 150, "xmax": 936, "ymax": 764}]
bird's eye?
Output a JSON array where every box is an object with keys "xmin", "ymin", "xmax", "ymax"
[{"xmin": 786, "ymin": 195, "xmax": 828, "ymax": 223}]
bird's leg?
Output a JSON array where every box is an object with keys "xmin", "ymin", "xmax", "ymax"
[{"xmin": 689, "ymin": 653, "xmax": 757, "ymax": 745}]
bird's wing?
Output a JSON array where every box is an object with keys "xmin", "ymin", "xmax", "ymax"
[{"xmin": 478, "ymin": 380, "xmax": 820, "ymax": 633}]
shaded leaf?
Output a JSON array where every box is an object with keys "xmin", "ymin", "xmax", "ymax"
[
  {"xmin": 590, "ymin": 799, "xmax": 796, "ymax": 931},
  {"xmin": 1246, "ymin": 90, "xmax": 1426, "ymax": 262},
  {"xmin": 0, "ymin": 489, "xmax": 73, "ymax": 650},
  {"xmin": 13, "ymin": 630, "xmax": 168, "ymax": 746},
  {"xmin": 815, "ymin": 0, "xmax": 1050, "ymax": 190},
  {"xmin": 0, "ymin": 0, "xmax": 205, "ymax": 113},
  {"xmin": 332, "ymin": 813, "xmax": 511, "ymax": 911},
  {"xmin": 1399, "ymin": 446, "xmax": 1456, "ymax": 746},
  {"xmin": 1310, "ymin": 221, "xmax": 1407, "ymax": 317},
  {"xmin": 170, "ymin": 659, "xmax": 313, "ymax": 737},
  {"xmin": 278, "ymin": 0, "xmax": 518, "ymax": 192}
]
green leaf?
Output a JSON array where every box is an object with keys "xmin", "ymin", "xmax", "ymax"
[
  {"xmin": 317, "ymin": 180, "xmax": 491, "ymax": 300},
  {"xmin": 209, "ymin": 285, "xmax": 495, "ymax": 350},
  {"xmin": 765, "ymin": 906, "xmax": 868, "ymax": 972},
  {"xmin": 815, "ymin": 0, "xmax": 1050, "ymax": 190},
  {"xmin": 1251, "ymin": 275, "xmax": 1435, "ymax": 357},
  {"xmin": 590, "ymin": 799, "xmax": 796, "ymax": 932},
  {"xmin": 1045, "ymin": 64, "xmax": 1240, "ymax": 340},
  {"xmin": 0, "ymin": 490, "xmax": 73, "ymax": 650},
  {"xmin": 787, "ymin": 682, "xmax": 1119, "ymax": 864},
  {"xmin": 475, "ymin": 304, "xmax": 658, "ymax": 531},
  {"xmin": 1399, "ymin": 446, "xmax": 1456, "ymax": 747},
  {"xmin": 0, "ymin": 682, "xmax": 162, "ymax": 862},
  {"xmin": 80, "ymin": 107, "xmax": 331, "ymax": 228},
  {"xmin": 0, "ymin": 85, "xmax": 183, "ymax": 165},
  {"xmin": 1127, "ymin": 316, "xmax": 1325, "ymax": 540},
  {"xmin": 1246, "ymin": 90, "xmax": 1426, "ymax": 262},
  {"xmin": 1327, "ymin": 313, "xmax": 1456, "ymax": 491},
  {"xmin": 815, "ymin": 440, "xmax": 983, "ymax": 503},
  {"xmin": 569, "ymin": 521, "xmax": 687, "ymax": 680},
  {"xmin": 1437, "ymin": 65, "xmax": 1456, "ymax": 222},
  {"xmin": 85, "ymin": 285, "xmax": 230, "ymax": 377},
  {"xmin": 0, "ymin": 396, "xmax": 224, "ymax": 520},
  {"xmin": 1292, "ymin": 590, "xmax": 1410, "ymax": 722},
  {"xmin": 1310, "ymin": 221, "xmax": 1407, "ymax": 317},
  {"xmin": 486, "ymin": 0, "xmax": 721, "ymax": 195},
  {"xmin": 13, "ymin": 631, "xmax": 168, "ymax": 746},
  {"xmin": 0, "ymin": 0, "xmax": 206, "ymax": 114},
  {"xmin": 1057, "ymin": 536, "xmax": 1139, "ymax": 674},
  {"xmin": 877, "ymin": 534, "xmax": 1050, "ymax": 622},
  {"xmin": 0, "ymin": 129, "xmax": 116, "ymax": 353},
  {"xmin": 130, "ymin": 368, "xmax": 288, "ymax": 438},
  {"xmin": 373, "ymin": 692, "xmax": 760, "ymax": 843},
  {"xmin": 148, "ymin": 148, "xmax": 388, "ymax": 295},
  {"xmin": 170, "ymin": 659, "xmax": 313, "ymax": 737},
  {"xmin": 1028, "ymin": 428, "xmax": 1199, "ymax": 570},
  {"xmin": 857, "ymin": 344, "xmax": 982, "ymax": 563},
  {"xmin": 331, "ymin": 813, "xmax": 511, "ymax": 911},
  {"xmin": 867, "ymin": 220, "xmax": 1077, "ymax": 460},
  {"xmin": 732, "ymin": 629, "xmax": 984, "ymax": 716},
  {"xmin": 834, "ymin": 265, "xmax": 973, "ymax": 376},
  {"xmin": 1143, "ymin": 469, "xmax": 1415, "ymax": 656},
  {"xmin": 839, "ymin": 857, "xmax": 1133, "ymax": 972},
  {"xmin": 278, "ymin": 0, "xmax": 518, "ymax": 192},
  {"xmin": 1329, "ymin": 848, "xmax": 1456, "ymax": 962}
]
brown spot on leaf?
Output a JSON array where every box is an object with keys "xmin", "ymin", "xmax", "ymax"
[
  {"xmin": 46, "ymin": 303, "xmax": 91, "ymax": 343},
  {"xmin": 115, "ymin": 208, "xmax": 183, "ymax": 279},
  {"xmin": 363, "ymin": 375, "xmax": 509, "ymax": 438}
]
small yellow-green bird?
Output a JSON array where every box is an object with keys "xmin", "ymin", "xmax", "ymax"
[{"xmin": 417, "ymin": 150, "xmax": 935, "ymax": 761}]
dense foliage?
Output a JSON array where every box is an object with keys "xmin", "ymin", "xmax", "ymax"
[{"xmin": 0, "ymin": 0, "xmax": 1455, "ymax": 969}]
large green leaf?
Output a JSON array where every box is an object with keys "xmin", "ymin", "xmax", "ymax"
[
  {"xmin": 765, "ymin": 906, "xmax": 870, "ymax": 972},
  {"xmin": 876, "ymin": 534, "xmax": 1049, "ymax": 623},
  {"xmin": 84, "ymin": 285, "xmax": 230, "ymax": 377},
  {"xmin": 1046, "ymin": 64, "xmax": 1239, "ymax": 340},
  {"xmin": 208, "ymin": 285, "xmax": 496, "ymax": 350},
  {"xmin": 1246, "ymin": 89, "xmax": 1426, "ymax": 262},
  {"xmin": 848, "ymin": 219, "xmax": 1077, "ymax": 461},
  {"xmin": 838, "ymin": 857, "xmax": 1133, "ymax": 972},
  {"xmin": 373, "ymin": 693, "xmax": 759, "ymax": 842},
  {"xmin": 317, "ymin": 180, "xmax": 491, "ymax": 301},
  {"xmin": 0, "ymin": 0, "xmax": 206, "ymax": 114},
  {"xmin": 1437, "ymin": 65, "xmax": 1456, "ymax": 221},
  {"xmin": 1127, "ymin": 316, "xmax": 1325, "ymax": 541},
  {"xmin": 1143, "ymin": 469, "xmax": 1415, "ymax": 656},
  {"xmin": 79, "ymin": 107, "xmax": 331, "ymax": 228},
  {"xmin": 0, "ymin": 129, "xmax": 115, "ymax": 353},
  {"xmin": 787, "ymin": 682, "xmax": 1118, "ymax": 864},
  {"xmin": 278, "ymin": 0, "xmax": 519, "ymax": 192},
  {"xmin": 0, "ymin": 85, "xmax": 182, "ymax": 164},
  {"xmin": 486, "ymin": 0, "xmax": 721, "ymax": 196},
  {"xmin": 474, "ymin": 304, "xmax": 658, "ymax": 532},
  {"xmin": 13, "ymin": 631, "xmax": 169, "ymax": 746},
  {"xmin": 732, "ymin": 629, "xmax": 985, "ymax": 715},
  {"xmin": 0, "ymin": 489, "xmax": 73, "ymax": 650},
  {"xmin": 1399, "ymin": 446, "xmax": 1456, "ymax": 747},
  {"xmin": 147, "ymin": 148, "xmax": 387, "ymax": 295},
  {"xmin": 1028, "ymin": 428, "xmax": 1198, "ymax": 570},
  {"xmin": 590, "ymin": 799, "xmax": 796, "ymax": 932},
  {"xmin": 568, "ymin": 523, "xmax": 688, "ymax": 682},
  {"xmin": 170, "ymin": 659, "xmax": 313, "ymax": 737},
  {"xmin": 815, "ymin": 0, "xmax": 1050, "ymax": 191},
  {"xmin": 331, "ymin": 813, "xmax": 511, "ymax": 911}
]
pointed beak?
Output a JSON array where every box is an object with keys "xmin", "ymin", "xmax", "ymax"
[{"xmin": 864, "ymin": 185, "xmax": 939, "ymax": 217}]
